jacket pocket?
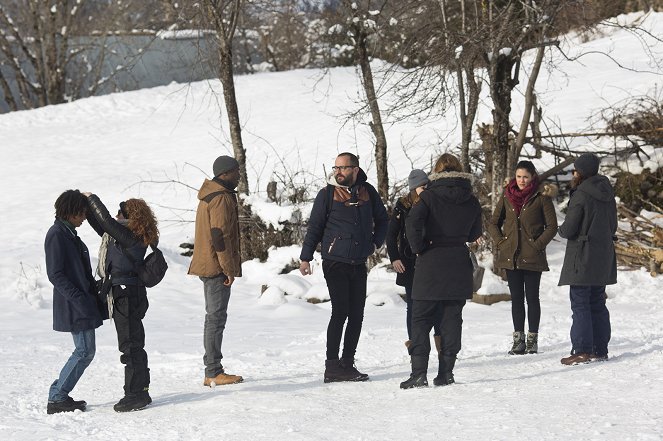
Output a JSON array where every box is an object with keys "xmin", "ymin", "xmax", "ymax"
[{"xmin": 323, "ymin": 231, "xmax": 352, "ymax": 258}]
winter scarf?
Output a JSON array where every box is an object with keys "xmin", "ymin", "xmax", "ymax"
[{"xmin": 505, "ymin": 176, "xmax": 539, "ymax": 216}]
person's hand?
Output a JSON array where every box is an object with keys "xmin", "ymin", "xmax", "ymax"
[
  {"xmin": 392, "ymin": 259, "xmax": 405, "ymax": 273},
  {"xmin": 82, "ymin": 192, "xmax": 92, "ymax": 197},
  {"xmin": 300, "ymin": 261, "xmax": 311, "ymax": 276},
  {"xmin": 224, "ymin": 275, "xmax": 235, "ymax": 286}
]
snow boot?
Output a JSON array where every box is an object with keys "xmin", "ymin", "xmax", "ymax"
[
  {"xmin": 400, "ymin": 355, "xmax": 429, "ymax": 389},
  {"xmin": 47, "ymin": 397, "xmax": 86, "ymax": 414},
  {"xmin": 324, "ymin": 359, "xmax": 367, "ymax": 383},
  {"xmin": 113, "ymin": 391, "xmax": 152, "ymax": 412},
  {"xmin": 525, "ymin": 332, "xmax": 538, "ymax": 354},
  {"xmin": 508, "ymin": 331, "xmax": 526, "ymax": 355},
  {"xmin": 433, "ymin": 354, "xmax": 456, "ymax": 386},
  {"xmin": 340, "ymin": 357, "xmax": 370, "ymax": 382},
  {"xmin": 204, "ymin": 371, "xmax": 244, "ymax": 387}
]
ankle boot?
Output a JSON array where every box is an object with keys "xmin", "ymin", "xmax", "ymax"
[
  {"xmin": 400, "ymin": 355, "xmax": 428, "ymax": 389},
  {"xmin": 525, "ymin": 332, "xmax": 538, "ymax": 354},
  {"xmin": 433, "ymin": 354, "xmax": 456, "ymax": 386},
  {"xmin": 339, "ymin": 357, "xmax": 369, "ymax": 381},
  {"xmin": 508, "ymin": 331, "xmax": 526, "ymax": 355},
  {"xmin": 433, "ymin": 335, "xmax": 442, "ymax": 355}
]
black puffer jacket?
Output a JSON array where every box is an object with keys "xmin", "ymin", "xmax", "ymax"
[
  {"xmin": 87, "ymin": 195, "xmax": 147, "ymax": 286},
  {"xmin": 386, "ymin": 195, "xmax": 417, "ymax": 287},
  {"xmin": 300, "ymin": 168, "xmax": 388, "ymax": 265},
  {"xmin": 558, "ymin": 175, "xmax": 617, "ymax": 286},
  {"xmin": 406, "ymin": 171, "xmax": 482, "ymax": 300}
]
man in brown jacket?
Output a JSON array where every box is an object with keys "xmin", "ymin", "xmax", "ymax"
[{"xmin": 189, "ymin": 155, "xmax": 243, "ymax": 387}]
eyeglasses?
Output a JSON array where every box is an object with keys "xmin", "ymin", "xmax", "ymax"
[{"xmin": 331, "ymin": 165, "xmax": 356, "ymax": 172}]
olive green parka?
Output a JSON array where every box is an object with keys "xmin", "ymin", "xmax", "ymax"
[{"xmin": 487, "ymin": 182, "xmax": 558, "ymax": 272}]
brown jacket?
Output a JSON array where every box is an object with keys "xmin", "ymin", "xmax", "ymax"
[
  {"xmin": 188, "ymin": 178, "xmax": 242, "ymax": 278},
  {"xmin": 487, "ymin": 182, "xmax": 558, "ymax": 272}
]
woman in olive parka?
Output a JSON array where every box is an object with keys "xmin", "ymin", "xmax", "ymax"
[{"xmin": 487, "ymin": 161, "xmax": 558, "ymax": 355}]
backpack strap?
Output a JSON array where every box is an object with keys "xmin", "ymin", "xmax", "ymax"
[{"xmin": 325, "ymin": 184, "xmax": 334, "ymax": 220}]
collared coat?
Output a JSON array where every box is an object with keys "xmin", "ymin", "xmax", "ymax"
[
  {"xmin": 406, "ymin": 171, "xmax": 482, "ymax": 301},
  {"xmin": 45, "ymin": 219, "xmax": 103, "ymax": 332},
  {"xmin": 487, "ymin": 182, "xmax": 558, "ymax": 272},
  {"xmin": 188, "ymin": 178, "xmax": 242, "ymax": 278},
  {"xmin": 558, "ymin": 175, "xmax": 617, "ymax": 286}
]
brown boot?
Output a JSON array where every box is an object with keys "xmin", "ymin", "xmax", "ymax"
[
  {"xmin": 404, "ymin": 340, "xmax": 411, "ymax": 349},
  {"xmin": 560, "ymin": 353, "xmax": 591, "ymax": 365},
  {"xmin": 204, "ymin": 372, "xmax": 244, "ymax": 387},
  {"xmin": 433, "ymin": 335, "xmax": 442, "ymax": 355}
]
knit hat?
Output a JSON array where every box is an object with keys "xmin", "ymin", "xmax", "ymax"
[
  {"xmin": 213, "ymin": 155, "xmax": 239, "ymax": 177},
  {"xmin": 574, "ymin": 153, "xmax": 600, "ymax": 178},
  {"xmin": 408, "ymin": 169, "xmax": 429, "ymax": 191}
]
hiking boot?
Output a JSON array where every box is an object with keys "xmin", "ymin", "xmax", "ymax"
[
  {"xmin": 400, "ymin": 373, "xmax": 428, "ymax": 389},
  {"xmin": 525, "ymin": 332, "xmax": 538, "ymax": 354},
  {"xmin": 589, "ymin": 353, "xmax": 609, "ymax": 362},
  {"xmin": 508, "ymin": 331, "xmax": 526, "ymax": 355},
  {"xmin": 113, "ymin": 391, "xmax": 152, "ymax": 412},
  {"xmin": 560, "ymin": 353, "xmax": 591, "ymax": 365},
  {"xmin": 324, "ymin": 359, "xmax": 369, "ymax": 383},
  {"xmin": 340, "ymin": 357, "xmax": 369, "ymax": 381},
  {"xmin": 46, "ymin": 397, "xmax": 86, "ymax": 414},
  {"xmin": 203, "ymin": 372, "xmax": 244, "ymax": 387}
]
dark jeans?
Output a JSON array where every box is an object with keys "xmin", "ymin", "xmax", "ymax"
[
  {"xmin": 506, "ymin": 269, "xmax": 542, "ymax": 333},
  {"xmin": 322, "ymin": 260, "xmax": 367, "ymax": 360},
  {"xmin": 569, "ymin": 285, "xmax": 611, "ymax": 356},
  {"xmin": 405, "ymin": 285, "xmax": 441, "ymax": 340},
  {"xmin": 113, "ymin": 284, "xmax": 150, "ymax": 396},
  {"xmin": 410, "ymin": 299, "xmax": 465, "ymax": 360}
]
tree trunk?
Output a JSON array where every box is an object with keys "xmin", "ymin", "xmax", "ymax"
[
  {"xmin": 218, "ymin": 47, "xmax": 249, "ymax": 195},
  {"xmin": 356, "ymin": 28, "xmax": 388, "ymax": 201}
]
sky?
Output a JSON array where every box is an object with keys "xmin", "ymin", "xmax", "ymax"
[{"xmin": 0, "ymin": 10, "xmax": 662, "ymax": 441}]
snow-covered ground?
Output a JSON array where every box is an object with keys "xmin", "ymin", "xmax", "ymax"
[{"xmin": 1, "ymin": 11, "xmax": 663, "ymax": 441}]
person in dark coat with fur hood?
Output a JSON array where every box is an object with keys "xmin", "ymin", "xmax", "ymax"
[
  {"xmin": 400, "ymin": 154, "xmax": 482, "ymax": 389},
  {"xmin": 558, "ymin": 153, "xmax": 617, "ymax": 366},
  {"xmin": 386, "ymin": 169, "xmax": 441, "ymax": 352},
  {"xmin": 487, "ymin": 160, "xmax": 558, "ymax": 356},
  {"xmin": 45, "ymin": 190, "xmax": 103, "ymax": 414}
]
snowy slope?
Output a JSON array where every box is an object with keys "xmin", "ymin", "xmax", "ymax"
[{"xmin": 1, "ymin": 11, "xmax": 663, "ymax": 441}]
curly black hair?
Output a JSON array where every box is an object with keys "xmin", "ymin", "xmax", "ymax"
[{"xmin": 54, "ymin": 190, "xmax": 87, "ymax": 220}]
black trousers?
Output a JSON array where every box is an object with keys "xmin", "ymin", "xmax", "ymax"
[
  {"xmin": 113, "ymin": 284, "xmax": 150, "ymax": 396},
  {"xmin": 506, "ymin": 269, "xmax": 542, "ymax": 333},
  {"xmin": 322, "ymin": 260, "xmax": 367, "ymax": 360},
  {"xmin": 410, "ymin": 299, "xmax": 465, "ymax": 359}
]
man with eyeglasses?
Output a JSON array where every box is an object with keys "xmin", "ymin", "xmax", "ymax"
[{"xmin": 300, "ymin": 152, "xmax": 388, "ymax": 383}]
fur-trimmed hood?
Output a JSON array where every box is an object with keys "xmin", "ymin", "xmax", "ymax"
[
  {"xmin": 429, "ymin": 170, "xmax": 475, "ymax": 183},
  {"xmin": 425, "ymin": 171, "xmax": 476, "ymax": 205}
]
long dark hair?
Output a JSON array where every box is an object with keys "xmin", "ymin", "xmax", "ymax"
[{"xmin": 514, "ymin": 160, "xmax": 538, "ymax": 178}]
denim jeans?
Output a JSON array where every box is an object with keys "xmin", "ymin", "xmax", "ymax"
[
  {"xmin": 201, "ymin": 274, "xmax": 232, "ymax": 378},
  {"xmin": 48, "ymin": 329, "xmax": 96, "ymax": 402},
  {"xmin": 569, "ymin": 285, "xmax": 611, "ymax": 356}
]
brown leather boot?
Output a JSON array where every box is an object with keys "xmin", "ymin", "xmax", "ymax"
[
  {"xmin": 560, "ymin": 353, "xmax": 591, "ymax": 365},
  {"xmin": 434, "ymin": 335, "xmax": 442, "ymax": 355},
  {"xmin": 204, "ymin": 372, "xmax": 244, "ymax": 387}
]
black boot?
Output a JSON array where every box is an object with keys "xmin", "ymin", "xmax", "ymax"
[
  {"xmin": 324, "ymin": 359, "xmax": 367, "ymax": 383},
  {"xmin": 340, "ymin": 357, "xmax": 370, "ymax": 382},
  {"xmin": 113, "ymin": 391, "xmax": 152, "ymax": 412},
  {"xmin": 433, "ymin": 354, "xmax": 456, "ymax": 386},
  {"xmin": 47, "ymin": 397, "xmax": 86, "ymax": 414},
  {"xmin": 400, "ymin": 355, "xmax": 428, "ymax": 389}
]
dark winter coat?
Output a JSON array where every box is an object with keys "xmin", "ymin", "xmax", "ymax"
[
  {"xmin": 487, "ymin": 182, "xmax": 558, "ymax": 272},
  {"xmin": 45, "ymin": 219, "xmax": 103, "ymax": 332},
  {"xmin": 406, "ymin": 171, "xmax": 483, "ymax": 300},
  {"xmin": 558, "ymin": 175, "xmax": 618, "ymax": 286},
  {"xmin": 300, "ymin": 168, "xmax": 388, "ymax": 265},
  {"xmin": 87, "ymin": 195, "xmax": 148, "ymax": 286},
  {"xmin": 386, "ymin": 196, "xmax": 417, "ymax": 287}
]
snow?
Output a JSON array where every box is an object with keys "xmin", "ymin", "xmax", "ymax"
[{"xmin": 1, "ymin": 12, "xmax": 663, "ymax": 441}]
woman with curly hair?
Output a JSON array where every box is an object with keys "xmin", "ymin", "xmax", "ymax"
[{"xmin": 84, "ymin": 193, "xmax": 159, "ymax": 412}]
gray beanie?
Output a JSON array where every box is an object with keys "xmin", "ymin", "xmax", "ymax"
[
  {"xmin": 408, "ymin": 169, "xmax": 429, "ymax": 191},
  {"xmin": 574, "ymin": 153, "xmax": 600, "ymax": 178},
  {"xmin": 213, "ymin": 155, "xmax": 239, "ymax": 177}
]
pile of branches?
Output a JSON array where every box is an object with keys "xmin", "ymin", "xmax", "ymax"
[{"xmin": 615, "ymin": 204, "xmax": 663, "ymax": 276}]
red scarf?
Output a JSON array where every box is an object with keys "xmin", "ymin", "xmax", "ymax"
[{"xmin": 505, "ymin": 177, "xmax": 538, "ymax": 216}]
